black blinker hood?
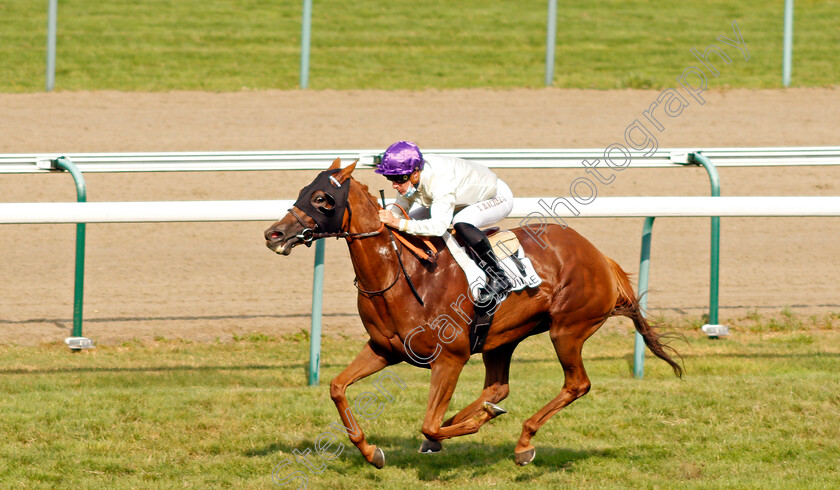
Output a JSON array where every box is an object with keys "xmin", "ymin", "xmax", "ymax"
[{"xmin": 292, "ymin": 169, "xmax": 351, "ymax": 233}]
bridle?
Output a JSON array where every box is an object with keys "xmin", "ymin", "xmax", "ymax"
[
  {"xmin": 287, "ymin": 204, "xmax": 384, "ymax": 245},
  {"xmin": 287, "ymin": 181, "xmax": 426, "ymax": 305}
]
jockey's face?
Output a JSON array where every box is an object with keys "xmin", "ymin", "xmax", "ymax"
[{"xmin": 393, "ymin": 170, "xmax": 420, "ymax": 195}]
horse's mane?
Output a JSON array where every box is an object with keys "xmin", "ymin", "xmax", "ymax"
[
  {"xmin": 352, "ymin": 178, "xmax": 376, "ymax": 205},
  {"xmin": 351, "ymin": 177, "xmax": 387, "ymax": 214}
]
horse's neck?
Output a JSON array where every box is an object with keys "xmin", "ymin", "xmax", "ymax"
[{"xmin": 345, "ymin": 184, "xmax": 401, "ymax": 291}]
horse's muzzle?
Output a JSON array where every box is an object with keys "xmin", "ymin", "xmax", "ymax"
[
  {"xmin": 266, "ymin": 236, "xmax": 297, "ymax": 255},
  {"xmin": 265, "ymin": 227, "xmax": 294, "ymax": 255}
]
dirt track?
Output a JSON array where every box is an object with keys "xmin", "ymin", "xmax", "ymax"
[{"xmin": 1, "ymin": 88, "xmax": 839, "ymax": 345}]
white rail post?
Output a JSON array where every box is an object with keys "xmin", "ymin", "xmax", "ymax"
[{"xmin": 46, "ymin": 0, "xmax": 58, "ymax": 91}]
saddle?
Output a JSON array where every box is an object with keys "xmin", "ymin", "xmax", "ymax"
[
  {"xmin": 453, "ymin": 226, "xmax": 529, "ymax": 354},
  {"xmin": 454, "ymin": 227, "xmax": 527, "ymax": 277},
  {"xmin": 396, "ymin": 214, "xmax": 537, "ymax": 354}
]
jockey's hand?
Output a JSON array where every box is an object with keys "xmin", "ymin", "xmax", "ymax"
[{"xmin": 378, "ymin": 209, "xmax": 401, "ymax": 229}]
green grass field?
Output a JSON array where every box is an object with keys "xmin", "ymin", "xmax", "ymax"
[
  {"xmin": 1, "ymin": 0, "xmax": 838, "ymax": 92},
  {"xmin": 2, "ymin": 1, "xmax": 839, "ymax": 487},
  {"xmin": 1, "ymin": 320, "xmax": 838, "ymax": 488}
]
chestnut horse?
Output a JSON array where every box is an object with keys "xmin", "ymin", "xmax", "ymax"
[{"xmin": 264, "ymin": 159, "xmax": 682, "ymax": 467}]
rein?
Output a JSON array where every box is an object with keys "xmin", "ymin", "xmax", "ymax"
[
  {"xmin": 353, "ymin": 237, "xmax": 401, "ymax": 295},
  {"xmin": 376, "ymin": 192, "xmax": 426, "ymax": 306},
  {"xmin": 289, "ymin": 207, "xmax": 384, "ymax": 243},
  {"xmin": 387, "ymin": 203, "xmax": 438, "ymax": 263},
  {"xmin": 289, "ymin": 187, "xmax": 427, "ymax": 305}
]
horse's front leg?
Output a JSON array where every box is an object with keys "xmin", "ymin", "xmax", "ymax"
[{"xmin": 329, "ymin": 340, "xmax": 393, "ymax": 468}]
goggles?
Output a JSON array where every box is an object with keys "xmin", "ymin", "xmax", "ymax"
[{"xmin": 385, "ymin": 173, "xmax": 412, "ymax": 184}]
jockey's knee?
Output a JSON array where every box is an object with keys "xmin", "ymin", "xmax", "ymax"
[
  {"xmin": 452, "ymin": 222, "xmax": 472, "ymax": 234},
  {"xmin": 453, "ymin": 222, "xmax": 483, "ymax": 244}
]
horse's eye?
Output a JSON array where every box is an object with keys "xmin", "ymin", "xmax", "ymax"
[{"xmin": 315, "ymin": 196, "xmax": 325, "ymax": 203}]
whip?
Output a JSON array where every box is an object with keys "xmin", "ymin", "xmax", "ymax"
[{"xmin": 379, "ymin": 190, "xmax": 424, "ymax": 306}]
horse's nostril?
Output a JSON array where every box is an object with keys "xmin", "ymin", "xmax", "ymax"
[{"xmin": 265, "ymin": 229, "xmax": 283, "ymax": 241}]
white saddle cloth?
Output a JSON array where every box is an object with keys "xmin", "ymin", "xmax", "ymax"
[{"xmin": 443, "ymin": 231, "xmax": 543, "ymax": 301}]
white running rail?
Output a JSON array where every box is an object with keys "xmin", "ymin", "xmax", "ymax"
[
  {"xmin": 1, "ymin": 196, "xmax": 839, "ymax": 224},
  {"xmin": 1, "ymin": 146, "xmax": 839, "ymax": 173}
]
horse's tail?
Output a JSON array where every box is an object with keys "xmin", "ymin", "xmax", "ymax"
[{"xmin": 607, "ymin": 257, "xmax": 684, "ymax": 378}]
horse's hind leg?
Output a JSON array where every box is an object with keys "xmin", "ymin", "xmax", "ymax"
[
  {"xmin": 420, "ymin": 342, "xmax": 516, "ymax": 453},
  {"xmin": 420, "ymin": 352, "xmax": 499, "ymax": 444},
  {"xmin": 514, "ymin": 320, "xmax": 603, "ymax": 466}
]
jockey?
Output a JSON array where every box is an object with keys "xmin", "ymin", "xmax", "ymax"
[{"xmin": 376, "ymin": 140, "xmax": 515, "ymax": 303}]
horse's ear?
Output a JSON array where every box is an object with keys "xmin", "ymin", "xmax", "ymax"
[
  {"xmin": 334, "ymin": 160, "xmax": 357, "ymax": 184},
  {"xmin": 328, "ymin": 158, "xmax": 341, "ymax": 170}
]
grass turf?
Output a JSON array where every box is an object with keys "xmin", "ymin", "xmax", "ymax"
[
  {"xmin": 1, "ymin": 321, "xmax": 838, "ymax": 488},
  {"xmin": 1, "ymin": 0, "xmax": 838, "ymax": 92}
]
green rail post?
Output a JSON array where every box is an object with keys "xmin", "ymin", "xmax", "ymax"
[
  {"xmin": 636, "ymin": 151, "xmax": 725, "ymax": 369},
  {"xmin": 688, "ymin": 152, "xmax": 721, "ymax": 329},
  {"xmin": 300, "ymin": 0, "xmax": 312, "ymax": 89},
  {"xmin": 634, "ymin": 217, "xmax": 655, "ymax": 378},
  {"xmin": 308, "ymin": 239, "xmax": 325, "ymax": 386},
  {"xmin": 53, "ymin": 157, "xmax": 87, "ymax": 339}
]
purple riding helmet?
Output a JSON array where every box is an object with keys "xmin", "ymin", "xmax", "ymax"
[{"xmin": 375, "ymin": 141, "xmax": 425, "ymax": 176}]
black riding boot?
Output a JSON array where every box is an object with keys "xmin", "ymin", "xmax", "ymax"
[{"xmin": 453, "ymin": 222, "xmax": 512, "ymax": 304}]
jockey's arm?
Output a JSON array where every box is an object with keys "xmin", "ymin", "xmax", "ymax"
[
  {"xmin": 398, "ymin": 193, "xmax": 456, "ymax": 236},
  {"xmin": 386, "ymin": 193, "xmax": 412, "ymax": 218}
]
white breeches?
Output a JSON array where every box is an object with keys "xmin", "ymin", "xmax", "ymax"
[
  {"xmin": 407, "ymin": 179, "xmax": 514, "ymax": 229},
  {"xmin": 452, "ymin": 179, "xmax": 514, "ymax": 228}
]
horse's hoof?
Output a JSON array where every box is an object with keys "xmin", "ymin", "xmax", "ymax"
[
  {"xmin": 514, "ymin": 447, "xmax": 536, "ymax": 466},
  {"xmin": 370, "ymin": 447, "xmax": 385, "ymax": 469},
  {"xmin": 482, "ymin": 401, "xmax": 507, "ymax": 417},
  {"xmin": 419, "ymin": 438, "xmax": 443, "ymax": 453}
]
